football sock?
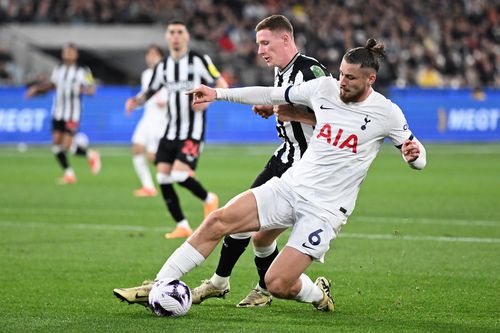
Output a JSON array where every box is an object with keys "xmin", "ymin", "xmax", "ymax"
[
  {"xmin": 209, "ymin": 273, "xmax": 229, "ymax": 290},
  {"xmin": 159, "ymin": 183, "xmax": 185, "ymax": 222},
  {"xmin": 215, "ymin": 235, "xmax": 251, "ymax": 277},
  {"xmin": 53, "ymin": 145, "xmax": 70, "ymax": 170},
  {"xmin": 295, "ymin": 274, "xmax": 324, "ymax": 303},
  {"xmin": 254, "ymin": 243, "xmax": 279, "ymax": 290},
  {"xmin": 133, "ymin": 154, "xmax": 155, "ymax": 189},
  {"xmin": 74, "ymin": 145, "xmax": 88, "ymax": 157},
  {"xmin": 176, "ymin": 219, "xmax": 192, "ymax": 230},
  {"xmin": 178, "ymin": 177, "xmax": 208, "ymax": 201},
  {"xmin": 156, "ymin": 242, "xmax": 205, "ymax": 280}
]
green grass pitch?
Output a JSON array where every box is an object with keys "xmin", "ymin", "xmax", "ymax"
[{"xmin": 0, "ymin": 143, "xmax": 499, "ymax": 333}]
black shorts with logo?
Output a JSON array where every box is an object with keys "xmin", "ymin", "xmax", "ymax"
[
  {"xmin": 52, "ymin": 119, "xmax": 79, "ymax": 134},
  {"xmin": 155, "ymin": 138, "xmax": 203, "ymax": 170}
]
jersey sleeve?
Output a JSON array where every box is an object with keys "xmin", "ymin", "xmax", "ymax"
[
  {"xmin": 301, "ymin": 62, "xmax": 330, "ymax": 82},
  {"xmin": 197, "ymin": 54, "xmax": 220, "ymax": 85},
  {"xmin": 286, "ymin": 77, "xmax": 324, "ymax": 109},
  {"xmin": 387, "ymin": 102, "xmax": 414, "ymax": 147},
  {"xmin": 80, "ymin": 66, "xmax": 95, "ymax": 87},
  {"xmin": 148, "ymin": 61, "xmax": 165, "ymax": 91}
]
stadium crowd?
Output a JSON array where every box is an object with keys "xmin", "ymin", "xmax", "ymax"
[{"xmin": 0, "ymin": 0, "xmax": 498, "ymax": 88}]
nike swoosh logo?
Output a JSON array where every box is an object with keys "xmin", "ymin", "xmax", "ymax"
[
  {"xmin": 320, "ymin": 105, "xmax": 334, "ymax": 110},
  {"xmin": 302, "ymin": 242, "xmax": 314, "ymax": 250},
  {"xmin": 135, "ymin": 292, "xmax": 149, "ymax": 300}
]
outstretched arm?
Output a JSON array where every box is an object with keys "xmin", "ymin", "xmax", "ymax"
[
  {"xmin": 187, "ymin": 84, "xmax": 288, "ymax": 106},
  {"xmin": 125, "ymin": 90, "xmax": 157, "ymax": 114},
  {"xmin": 25, "ymin": 82, "xmax": 55, "ymax": 98}
]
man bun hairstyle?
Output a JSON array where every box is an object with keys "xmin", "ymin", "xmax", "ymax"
[
  {"xmin": 255, "ymin": 14, "xmax": 293, "ymax": 36},
  {"xmin": 343, "ymin": 38, "xmax": 386, "ymax": 72}
]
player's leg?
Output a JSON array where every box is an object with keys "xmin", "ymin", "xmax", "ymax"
[
  {"xmin": 171, "ymin": 140, "xmax": 219, "ymax": 218},
  {"xmin": 192, "ymin": 156, "xmax": 279, "ymax": 304},
  {"xmin": 266, "ymin": 201, "xmax": 342, "ymax": 312},
  {"xmin": 191, "ymin": 231, "xmax": 252, "ymax": 304},
  {"xmin": 67, "ymin": 121, "xmax": 100, "ymax": 175},
  {"xmin": 131, "ymin": 119, "xmax": 156, "ymax": 196},
  {"xmin": 52, "ymin": 121, "xmax": 76, "ymax": 184},
  {"xmin": 113, "ymin": 190, "xmax": 260, "ymax": 306},
  {"xmin": 132, "ymin": 143, "xmax": 156, "ymax": 196},
  {"xmin": 264, "ymin": 246, "xmax": 333, "ymax": 312},
  {"xmin": 236, "ymin": 228, "xmax": 285, "ymax": 307}
]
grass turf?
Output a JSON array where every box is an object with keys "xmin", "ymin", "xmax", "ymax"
[{"xmin": 0, "ymin": 143, "xmax": 499, "ymax": 333}]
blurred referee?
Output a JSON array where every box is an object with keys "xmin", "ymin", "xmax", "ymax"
[
  {"xmin": 126, "ymin": 20, "xmax": 228, "ymax": 239},
  {"xmin": 26, "ymin": 43, "xmax": 101, "ymax": 184}
]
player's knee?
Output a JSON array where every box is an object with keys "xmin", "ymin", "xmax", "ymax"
[
  {"xmin": 253, "ymin": 232, "xmax": 277, "ymax": 248},
  {"xmin": 170, "ymin": 170, "xmax": 190, "ymax": 183}
]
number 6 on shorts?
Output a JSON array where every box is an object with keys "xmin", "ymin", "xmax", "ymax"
[{"xmin": 308, "ymin": 228, "xmax": 324, "ymax": 246}]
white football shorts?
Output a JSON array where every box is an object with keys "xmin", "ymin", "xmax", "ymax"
[
  {"xmin": 251, "ymin": 176, "xmax": 347, "ymax": 262},
  {"xmin": 131, "ymin": 116, "xmax": 167, "ymax": 153}
]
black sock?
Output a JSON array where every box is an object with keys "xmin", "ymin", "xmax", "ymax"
[
  {"xmin": 178, "ymin": 177, "xmax": 208, "ymax": 201},
  {"xmin": 74, "ymin": 146, "xmax": 87, "ymax": 157},
  {"xmin": 55, "ymin": 151, "xmax": 69, "ymax": 170},
  {"xmin": 159, "ymin": 183, "xmax": 185, "ymax": 222},
  {"xmin": 256, "ymin": 247, "xmax": 279, "ymax": 290},
  {"xmin": 215, "ymin": 236, "xmax": 251, "ymax": 277}
]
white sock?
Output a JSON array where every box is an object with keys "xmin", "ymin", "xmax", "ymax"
[
  {"xmin": 64, "ymin": 168, "xmax": 75, "ymax": 177},
  {"xmin": 204, "ymin": 192, "xmax": 215, "ymax": 203},
  {"xmin": 156, "ymin": 242, "xmax": 205, "ymax": 280},
  {"xmin": 210, "ymin": 273, "xmax": 229, "ymax": 289},
  {"xmin": 177, "ymin": 219, "xmax": 192, "ymax": 230},
  {"xmin": 133, "ymin": 154, "xmax": 154, "ymax": 189},
  {"xmin": 254, "ymin": 240, "xmax": 277, "ymax": 258},
  {"xmin": 295, "ymin": 274, "xmax": 323, "ymax": 303}
]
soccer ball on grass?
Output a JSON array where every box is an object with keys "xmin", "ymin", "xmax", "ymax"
[{"xmin": 148, "ymin": 278, "xmax": 192, "ymax": 317}]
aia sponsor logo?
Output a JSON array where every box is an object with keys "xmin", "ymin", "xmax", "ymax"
[{"xmin": 316, "ymin": 124, "xmax": 358, "ymax": 153}]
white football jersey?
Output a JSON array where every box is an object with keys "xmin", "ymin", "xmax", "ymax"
[
  {"xmin": 278, "ymin": 76, "xmax": 415, "ymax": 216},
  {"xmin": 141, "ymin": 68, "xmax": 168, "ymax": 121}
]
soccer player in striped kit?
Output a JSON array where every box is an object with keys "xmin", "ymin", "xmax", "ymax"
[
  {"xmin": 26, "ymin": 43, "xmax": 101, "ymax": 184},
  {"xmin": 125, "ymin": 20, "xmax": 228, "ymax": 239},
  {"xmin": 191, "ymin": 15, "xmax": 330, "ymax": 308}
]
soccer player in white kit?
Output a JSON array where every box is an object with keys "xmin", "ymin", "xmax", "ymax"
[
  {"xmin": 114, "ymin": 39, "xmax": 427, "ymax": 312},
  {"xmin": 128, "ymin": 45, "xmax": 168, "ymax": 197}
]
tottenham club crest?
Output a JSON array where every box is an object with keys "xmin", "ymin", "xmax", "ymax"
[{"xmin": 361, "ymin": 116, "xmax": 371, "ymax": 130}]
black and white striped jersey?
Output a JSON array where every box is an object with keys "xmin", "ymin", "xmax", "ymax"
[
  {"xmin": 273, "ymin": 53, "xmax": 330, "ymax": 168},
  {"xmin": 50, "ymin": 64, "xmax": 94, "ymax": 122},
  {"xmin": 147, "ymin": 50, "xmax": 221, "ymax": 141}
]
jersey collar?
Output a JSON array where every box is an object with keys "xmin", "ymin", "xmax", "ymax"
[{"xmin": 277, "ymin": 52, "xmax": 300, "ymax": 75}]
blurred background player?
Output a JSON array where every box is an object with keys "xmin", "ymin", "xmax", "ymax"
[
  {"xmin": 127, "ymin": 44, "xmax": 168, "ymax": 197},
  {"xmin": 26, "ymin": 42, "xmax": 100, "ymax": 184},
  {"xmin": 125, "ymin": 20, "xmax": 228, "ymax": 239},
  {"xmin": 192, "ymin": 15, "xmax": 329, "ymax": 307}
]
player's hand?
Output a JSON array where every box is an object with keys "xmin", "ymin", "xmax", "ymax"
[
  {"xmin": 25, "ymin": 86, "xmax": 38, "ymax": 98},
  {"xmin": 402, "ymin": 140, "xmax": 420, "ymax": 163},
  {"xmin": 192, "ymin": 101, "xmax": 210, "ymax": 112},
  {"xmin": 274, "ymin": 104, "xmax": 298, "ymax": 122},
  {"xmin": 252, "ymin": 105, "xmax": 274, "ymax": 119},
  {"xmin": 125, "ymin": 97, "xmax": 139, "ymax": 115},
  {"xmin": 186, "ymin": 85, "xmax": 217, "ymax": 105}
]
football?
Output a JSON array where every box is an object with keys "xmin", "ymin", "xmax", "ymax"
[{"xmin": 148, "ymin": 278, "xmax": 192, "ymax": 317}]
